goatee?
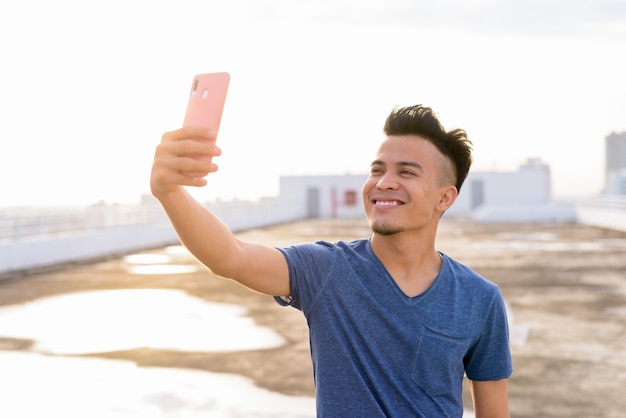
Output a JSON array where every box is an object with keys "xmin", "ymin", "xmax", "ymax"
[{"xmin": 370, "ymin": 220, "xmax": 404, "ymax": 236}]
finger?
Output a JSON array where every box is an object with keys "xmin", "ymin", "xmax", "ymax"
[
  {"xmin": 174, "ymin": 140, "xmax": 221, "ymax": 158},
  {"xmin": 151, "ymin": 162, "xmax": 212, "ymax": 191},
  {"xmin": 169, "ymin": 149, "xmax": 219, "ymax": 175},
  {"xmin": 154, "ymin": 141, "xmax": 220, "ymax": 174},
  {"xmin": 182, "ymin": 161, "xmax": 219, "ymax": 178}
]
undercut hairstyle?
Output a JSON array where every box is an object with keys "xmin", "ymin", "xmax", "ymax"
[{"xmin": 383, "ymin": 104, "xmax": 473, "ymax": 193}]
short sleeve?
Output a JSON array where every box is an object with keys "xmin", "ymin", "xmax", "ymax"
[
  {"xmin": 464, "ymin": 289, "xmax": 513, "ymax": 381},
  {"xmin": 272, "ymin": 242, "xmax": 338, "ymax": 313}
]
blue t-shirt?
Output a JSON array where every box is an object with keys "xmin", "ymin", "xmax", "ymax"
[{"xmin": 275, "ymin": 238, "xmax": 512, "ymax": 418}]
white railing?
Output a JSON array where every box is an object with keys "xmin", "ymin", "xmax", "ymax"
[
  {"xmin": 576, "ymin": 194, "xmax": 626, "ymax": 232},
  {"xmin": 578, "ymin": 194, "xmax": 626, "ymax": 211},
  {"xmin": 0, "ymin": 196, "xmax": 308, "ymax": 277},
  {"xmin": 0, "ymin": 203, "xmax": 168, "ymax": 243}
]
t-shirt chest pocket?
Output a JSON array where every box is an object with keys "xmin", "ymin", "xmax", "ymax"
[{"xmin": 411, "ymin": 325, "xmax": 472, "ymax": 396}]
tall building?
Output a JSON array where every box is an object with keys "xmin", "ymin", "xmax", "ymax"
[{"xmin": 605, "ymin": 132, "xmax": 626, "ymax": 195}]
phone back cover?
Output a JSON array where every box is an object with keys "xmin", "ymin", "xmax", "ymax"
[{"xmin": 183, "ymin": 72, "xmax": 230, "ymax": 134}]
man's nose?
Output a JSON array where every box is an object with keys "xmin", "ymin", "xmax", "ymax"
[{"xmin": 376, "ymin": 172, "xmax": 398, "ymax": 190}]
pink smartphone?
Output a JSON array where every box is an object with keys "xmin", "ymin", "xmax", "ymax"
[{"xmin": 182, "ymin": 72, "xmax": 230, "ymax": 136}]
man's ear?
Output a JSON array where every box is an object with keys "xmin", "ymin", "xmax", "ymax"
[{"xmin": 436, "ymin": 185, "xmax": 458, "ymax": 212}]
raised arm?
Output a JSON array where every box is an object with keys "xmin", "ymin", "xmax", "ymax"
[{"xmin": 150, "ymin": 127, "xmax": 290, "ymax": 296}]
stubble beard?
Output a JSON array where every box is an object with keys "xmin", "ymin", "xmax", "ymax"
[{"xmin": 370, "ymin": 219, "xmax": 405, "ymax": 236}]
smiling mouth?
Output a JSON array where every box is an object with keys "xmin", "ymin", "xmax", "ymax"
[{"xmin": 373, "ymin": 200, "xmax": 403, "ymax": 206}]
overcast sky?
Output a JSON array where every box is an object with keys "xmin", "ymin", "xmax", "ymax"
[{"xmin": 1, "ymin": 0, "xmax": 625, "ymax": 206}]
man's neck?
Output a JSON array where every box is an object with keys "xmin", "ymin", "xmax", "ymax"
[{"xmin": 370, "ymin": 232, "xmax": 442, "ymax": 297}]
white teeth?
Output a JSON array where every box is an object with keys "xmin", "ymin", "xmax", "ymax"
[{"xmin": 375, "ymin": 200, "xmax": 399, "ymax": 206}]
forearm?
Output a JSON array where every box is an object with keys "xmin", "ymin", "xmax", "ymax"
[
  {"xmin": 149, "ymin": 127, "xmax": 289, "ymax": 295},
  {"xmin": 156, "ymin": 187, "xmax": 243, "ymax": 278}
]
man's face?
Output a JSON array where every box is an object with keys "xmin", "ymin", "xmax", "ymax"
[{"xmin": 362, "ymin": 135, "xmax": 454, "ymax": 236}]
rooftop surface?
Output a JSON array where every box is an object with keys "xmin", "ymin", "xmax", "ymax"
[{"xmin": 0, "ymin": 218, "xmax": 625, "ymax": 417}]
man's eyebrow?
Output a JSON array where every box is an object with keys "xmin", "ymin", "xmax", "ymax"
[
  {"xmin": 370, "ymin": 160, "xmax": 424, "ymax": 171},
  {"xmin": 397, "ymin": 161, "xmax": 424, "ymax": 171}
]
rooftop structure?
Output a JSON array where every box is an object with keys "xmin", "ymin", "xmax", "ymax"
[{"xmin": 605, "ymin": 132, "xmax": 626, "ymax": 195}]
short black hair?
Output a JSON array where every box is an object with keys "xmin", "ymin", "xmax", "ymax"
[{"xmin": 383, "ymin": 104, "xmax": 473, "ymax": 193}]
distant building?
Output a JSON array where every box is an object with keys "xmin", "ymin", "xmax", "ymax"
[
  {"xmin": 445, "ymin": 158, "xmax": 575, "ymax": 222},
  {"xmin": 279, "ymin": 174, "xmax": 367, "ymax": 219},
  {"xmin": 605, "ymin": 132, "xmax": 626, "ymax": 195},
  {"xmin": 276, "ymin": 158, "xmax": 575, "ymax": 223}
]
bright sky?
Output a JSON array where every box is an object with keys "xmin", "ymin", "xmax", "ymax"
[{"xmin": 1, "ymin": 0, "xmax": 625, "ymax": 206}]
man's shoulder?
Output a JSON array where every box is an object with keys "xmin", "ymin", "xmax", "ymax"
[
  {"xmin": 441, "ymin": 254, "xmax": 501, "ymax": 293},
  {"xmin": 280, "ymin": 238, "xmax": 371, "ymax": 259}
]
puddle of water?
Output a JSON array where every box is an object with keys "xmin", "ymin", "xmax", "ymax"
[
  {"xmin": 470, "ymin": 241, "xmax": 606, "ymax": 251},
  {"xmin": 605, "ymin": 307, "xmax": 626, "ymax": 317},
  {"xmin": 497, "ymin": 232, "xmax": 558, "ymax": 241},
  {"xmin": 164, "ymin": 245, "xmax": 194, "ymax": 256},
  {"xmin": 123, "ymin": 253, "xmax": 172, "ymax": 264},
  {"xmin": 123, "ymin": 251, "xmax": 200, "ymax": 275},
  {"xmin": 126, "ymin": 264, "xmax": 200, "ymax": 275},
  {"xmin": 0, "ymin": 351, "xmax": 476, "ymax": 417},
  {"xmin": 0, "ymin": 289, "xmax": 285, "ymax": 355},
  {"xmin": 0, "ymin": 351, "xmax": 316, "ymax": 418},
  {"xmin": 479, "ymin": 232, "xmax": 626, "ymax": 252},
  {"xmin": 0, "ymin": 288, "xmax": 313, "ymax": 417}
]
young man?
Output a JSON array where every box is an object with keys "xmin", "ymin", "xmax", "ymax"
[{"xmin": 150, "ymin": 104, "xmax": 512, "ymax": 417}]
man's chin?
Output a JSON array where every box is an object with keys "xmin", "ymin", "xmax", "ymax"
[{"xmin": 370, "ymin": 221, "xmax": 404, "ymax": 236}]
